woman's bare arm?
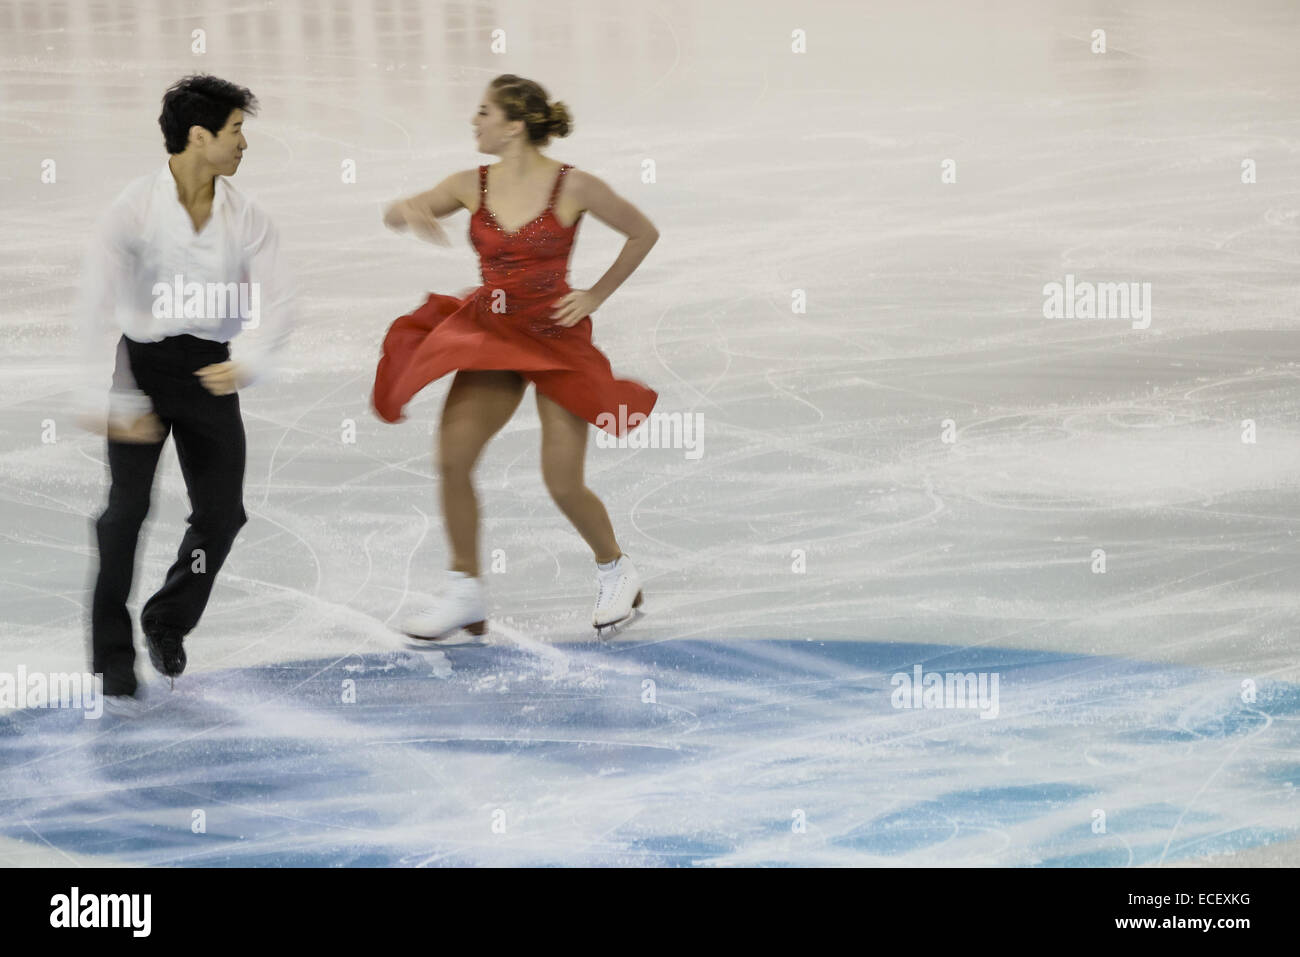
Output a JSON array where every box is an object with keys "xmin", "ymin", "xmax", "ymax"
[
  {"xmin": 571, "ymin": 171, "xmax": 659, "ymax": 305},
  {"xmin": 383, "ymin": 170, "xmax": 474, "ymax": 244}
]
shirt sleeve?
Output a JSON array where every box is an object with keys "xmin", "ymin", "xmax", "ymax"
[
  {"xmin": 78, "ymin": 198, "xmax": 154, "ymax": 430},
  {"xmin": 233, "ymin": 204, "xmax": 294, "ymax": 388}
]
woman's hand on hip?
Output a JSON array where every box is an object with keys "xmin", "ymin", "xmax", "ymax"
[{"xmin": 550, "ymin": 289, "xmax": 603, "ymax": 327}]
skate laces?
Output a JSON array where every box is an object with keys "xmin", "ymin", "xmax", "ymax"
[{"xmin": 596, "ymin": 561, "xmax": 623, "ymax": 607}]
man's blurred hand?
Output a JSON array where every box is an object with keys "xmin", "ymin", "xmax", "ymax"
[
  {"xmin": 194, "ymin": 360, "xmax": 248, "ymax": 396},
  {"xmin": 106, "ymin": 411, "xmax": 165, "ymax": 443}
]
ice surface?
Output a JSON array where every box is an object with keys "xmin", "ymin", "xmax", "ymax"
[
  {"xmin": 4, "ymin": 639, "xmax": 1298, "ymax": 866},
  {"xmin": 2, "ymin": 0, "xmax": 1299, "ymax": 866}
]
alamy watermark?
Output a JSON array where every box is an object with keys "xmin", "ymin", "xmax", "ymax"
[
  {"xmin": 152, "ymin": 274, "xmax": 260, "ymax": 328},
  {"xmin": 891, "ymin": 664, "xmax": 1000, "ymax": 719},
  {"xmin": 1042, "ymin": 273, "xmax": 1150, "ymax": 329},
  {"xmin": 594, "ymin": 404, "xmax": 704, "ymax": 459},
  {"xmin": 0, "ymin": 667, "xmax": 103, "ymax": 719},
  {"xmin": 49, "ymin": 887, "xmax": 151, "ymax": 937}
]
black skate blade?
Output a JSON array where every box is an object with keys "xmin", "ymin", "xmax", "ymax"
[
  {"xmin": 593, "ymin": 606, "xmax": 645, "ymax": 639},
  {"xmin": 402, "ymin": 630, "xmax": 489, "ymax": 648}
]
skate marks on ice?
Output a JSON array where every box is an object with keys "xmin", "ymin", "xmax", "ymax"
[{"xmin": 0, "ymin": 639, "xmax": 1297, "ymax": 866}]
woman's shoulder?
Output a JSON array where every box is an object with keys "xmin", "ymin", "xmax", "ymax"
[
  {"xmin": 560, "ymin": 166, "xmax": 600, "ymax": 201},
  {"xmin": 447, "ymin": 167, "xmax": 485, "ymax": 209}
]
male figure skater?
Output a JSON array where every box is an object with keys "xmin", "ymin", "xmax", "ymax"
[{"xmin": 79, "ymin": 75, "xmax": 293, "ymax": 703}]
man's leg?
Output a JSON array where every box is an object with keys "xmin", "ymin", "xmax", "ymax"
[
  {"xmin": 91, "ymin": 429, "xmax": 170, "ymax": 696},
  {"xmin": 139, "ymin": 388, "xmax": 247, "ymax": 643}
]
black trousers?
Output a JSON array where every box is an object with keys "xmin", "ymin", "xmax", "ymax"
[{"xmin": 91, "ymin": 334, "xmax": 248, "ymax": 695}]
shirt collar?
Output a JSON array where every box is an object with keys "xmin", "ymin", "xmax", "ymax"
[{"xmin": 158, "ymin": 159, "xmax": 228, "ymax": 216}]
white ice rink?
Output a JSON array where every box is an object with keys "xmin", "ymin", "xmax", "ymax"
[{"xmin": 2, "ymin": 0, "xmax": 1299, "ymax": 865}]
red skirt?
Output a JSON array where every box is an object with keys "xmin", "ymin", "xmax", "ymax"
[{"xmin": 371, "ymin": 288, "xmax": 658, "ymax": 437}]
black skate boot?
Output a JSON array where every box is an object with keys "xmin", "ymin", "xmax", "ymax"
[
  {"xmin": 145, "ymin": 629, "xmax": 186, "ymax": 689},
  {"xmin": 100, "ymin": 664, "xmax": 138, "ymax": 698}
]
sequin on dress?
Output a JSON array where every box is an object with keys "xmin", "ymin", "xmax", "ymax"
[{"xmin": 371, "ymin": 163, "xmax": 658, "ymax": 437}]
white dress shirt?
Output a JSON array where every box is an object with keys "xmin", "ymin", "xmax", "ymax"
[{"xmin": 80, "ymin": 161, "xmax": 294, "ymax": 428}]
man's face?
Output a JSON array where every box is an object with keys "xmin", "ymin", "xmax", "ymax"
[{"xmin": 196, "ymin": 108, "xmax": 247, "ymax": 175}]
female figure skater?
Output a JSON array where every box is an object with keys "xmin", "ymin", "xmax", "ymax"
[{"xmin": 372, "ymin": 74, "xmax": 659, "ymax": 639}]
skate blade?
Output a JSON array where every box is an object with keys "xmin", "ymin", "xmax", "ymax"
[
  {"xmin": 594, "ymin": 594, "xmax": 644, "ymax": 639},
  {"xmin": 593, "ymin": 614, "xmax": 636, "ymax": 639},
  {"xmin": 403, "ymin": 620, "xmax": 489, "ymax": 647},
  {"xmin": 404, "ymin": 632, "xmax": 489, "ymax": 648}
]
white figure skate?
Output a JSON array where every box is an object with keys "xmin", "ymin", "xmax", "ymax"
[
  {"xmin": 593, "ymin": 554, "xmax": 644, "ymax": 636},
  {"xmin": 402, "ymin": 570, "xmax": 488, "ymax": 642}
]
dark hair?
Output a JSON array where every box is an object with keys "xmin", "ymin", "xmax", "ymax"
[
  {"xmin": 158, "ymin": 75, "xmax": 258, "ymax": 154},
  {"xmin": 488, "ymin": 74, "xmax": 572, "ymax": 147}
]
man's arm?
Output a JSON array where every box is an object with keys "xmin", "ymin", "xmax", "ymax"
[
  {"xmin": 78, "ymin": 200, "xmax": 154, "ymax": 432},
  {"xmin": 230, "ymin": 205, "xmax": 294, "ymax": 389}
]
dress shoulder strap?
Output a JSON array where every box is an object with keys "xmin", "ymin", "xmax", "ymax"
[
  {"xmin": 546, "ymin": 164, "xmax": 572, "ymax": 210},
  {"xmin": 478, "ymin": 165, "xmax": 488, "ymax": 199}
]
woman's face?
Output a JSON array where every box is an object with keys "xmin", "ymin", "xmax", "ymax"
[{"xmin": 472, "ymin": 91, "xmax": 518, "ymax": 154}]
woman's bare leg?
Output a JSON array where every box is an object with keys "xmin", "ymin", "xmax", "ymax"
[
  {"xmin": 438, "ymin": 370, "xmax": 526, "ymax": 577},
  {"xmin": 536, "ymin": 390, "xmax": 621, "ymax": 564}
]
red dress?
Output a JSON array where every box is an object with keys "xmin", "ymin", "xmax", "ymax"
[{"xmin": 371, "ymin": 163, "xmax": 658, "ymax": 437}]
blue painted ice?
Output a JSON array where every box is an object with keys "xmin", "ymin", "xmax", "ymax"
[{"xmin": 3, "ymin": 638, "xmax": 1296, "ymax": 866}]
